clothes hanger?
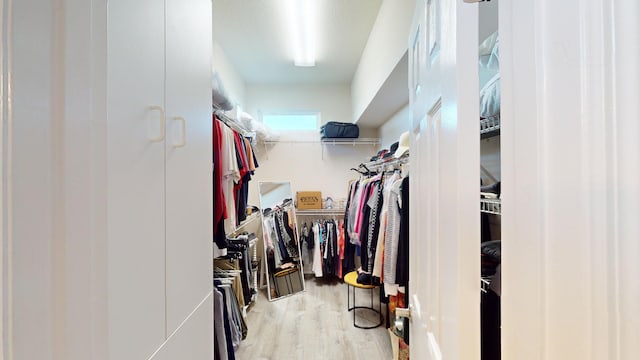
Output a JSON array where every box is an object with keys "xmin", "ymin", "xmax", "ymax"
[
  {"xmin": 359, "ymin": 163, "xmax": 373, "ymax": 175},
  {"xmin": 214, "ymin": 278, "xmax": 235, "ymax": 285},
  {"xmin": 351, "ymin": 166, "xmax": 369, "ymax": 175},
  {"xmin": 213, "ymin": 270, "xmax": 242, "ymax": 278}
]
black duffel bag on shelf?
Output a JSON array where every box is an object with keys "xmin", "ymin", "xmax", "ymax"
[{"xmin": 320, "ymin": 121, "xmax": 359, "ymax": 139}]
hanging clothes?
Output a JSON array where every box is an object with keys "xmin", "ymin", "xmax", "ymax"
[
  {"xmin": 342, "ymin": 181, "xmax": 358, "ymax": 275},
  {"xmin": 213, "ymin": 117, "xmax": 229, "ymax": 255},
  {"xmin": 262, "ymin": 216, "xmax": 282, "ymax": 274},
  {"xmin": 395, "ymin": 176, "xmax": 410, "ymax": 289},
  {"xmin": 213, "ymin": 112, "xmax": 259, "ymax": 359},
  {"xmin": 297, "ymin": 218, "xmax": 345, "ymax": 279},
  {"xmin": 373, "ymin": 172, "xmax": 401, "ymax": 279},
  {"xmin": 213, "ymin": 114, "xmax": 259, "ymax": 259},
  {"xmin": 219, "ymin": 118, "xmax": 240, "ymax": 234},
  {"xmin": 224, "ymin": 234, "xmax": 256, "ymax": 306},
  {"xmin": 343, "ymin": 166, "xmax": 409, "ymax": 288},
  {"xmin": 262, "ymin": 203, "xmax": 299, "ymax": 273},
  {"xmin": 321, "ymin": 220, "xmax": 341, "ymax": 277},
  {"xmin": 214, "ymin": 276, "xmax": 247, "ymax": 360},
  {"xmin": 232, "ymin": 132, "xmax": 248, "ymax": 225},
  {"xmin": 312, "ymin": 222, "xmax": 323, "ymax": 277}
]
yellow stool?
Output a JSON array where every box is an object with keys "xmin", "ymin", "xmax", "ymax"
[{"xmin": 344, "ymin": 271, "xmax": 383, "ymax": 329}]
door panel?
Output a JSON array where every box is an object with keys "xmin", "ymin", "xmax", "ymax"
[
  {"xmin": 409, "ymin": 0, "xmax": 479, "ymax": 358},
  {"xmin": 501, "ymin": 0, "xmax": 640, "ymax": 358},
  {"xmin": 165, "ymin": 0, "xmax": 213, "ymax": 334},
  {"xmin": 107, "ymin": 0, "xmax": 166, "ymax": 358}
]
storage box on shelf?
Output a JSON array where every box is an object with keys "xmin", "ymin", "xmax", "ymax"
[{"xmin": 296, "ymin": 191, "xmax": 322, "ymax": 210}]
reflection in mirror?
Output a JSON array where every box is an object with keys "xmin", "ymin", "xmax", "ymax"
[{"xmin": 258, "ymin": 182, "xmax": 305, "ymax": 301}]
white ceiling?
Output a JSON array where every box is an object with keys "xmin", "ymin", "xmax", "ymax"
[{"xmin": 212, "ymin": 0, "xmax": 383, "ymax": 85}]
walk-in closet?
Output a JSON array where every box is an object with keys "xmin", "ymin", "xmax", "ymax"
[{"xmin": 212, "ymin": 1, "xmax": 413, "ymax": 358}]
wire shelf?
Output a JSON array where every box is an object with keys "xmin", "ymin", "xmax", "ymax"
[
  {"xmin": 480, "ymin": 198, "xmax": 501, "ymax": 215},
  {"xmin": 480, "ymin": 116, "xmax": 500, "ymax": 138},
  {"xmin": 320, "ymin": 138, "xmax": 381, "ymax": 146},
  {"xmin": 295, "ymin": 209, "xmax": 346, "ymax": 216}
]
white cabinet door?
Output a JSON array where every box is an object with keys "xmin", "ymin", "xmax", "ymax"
[
  {"xmin": 165, "ymin": 0, "xmax": 214, "ymax": 334},
  {"xmin": 107, "ymin": 0, "xmax": 167, "ymax": 358},
  {"xmin": 408, "ymin": 0, "xmax": 479, "ymax": 359}
]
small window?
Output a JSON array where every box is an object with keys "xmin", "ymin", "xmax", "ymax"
[{"xmin": 262, "ymin": 112, "xmax": 319, "ymax": 132}]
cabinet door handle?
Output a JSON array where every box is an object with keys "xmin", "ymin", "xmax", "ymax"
[
  {"xmin": 149, "ymin": 105, "xmax": 165, "ymax": 142},
  {"xmin": 172, "ymin": 116, "xmax": 186, "ymax": 148}
]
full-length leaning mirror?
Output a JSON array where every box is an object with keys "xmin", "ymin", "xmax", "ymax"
[{"xmin": 258, "ymin": 181, "xmax": 305, "ymax": 301}]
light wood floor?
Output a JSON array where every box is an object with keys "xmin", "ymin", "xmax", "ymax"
[{"xmin": 235, "ymin": 276, "xmax": 393, "ymax": 360}]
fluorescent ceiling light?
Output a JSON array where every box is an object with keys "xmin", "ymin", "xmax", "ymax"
[{"xmin": 286, "ymin": 0, "xmax": 316, "ymax": 67}]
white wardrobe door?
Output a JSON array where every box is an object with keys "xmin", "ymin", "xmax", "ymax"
[
  {"xmin": 10, "ymin": 1, "xmax": 57, "ymax": 358},
  {"xmin": 164, "ymin": 0, "xmax": 213, "ymax": 335},
  {"xmin": 107, "ymin": 0, "xmax": 167, "ymax": 358}
]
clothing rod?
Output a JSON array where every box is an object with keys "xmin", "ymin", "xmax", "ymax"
[
  {"xmin": 262, "ymin": 201, "xmax": 294, "ymax": 217},
  {"xmin": 229, "ymin": 213, "xmax": 260, "ymax": 235},
  {"xmin": 362, "ymin": 155, "xmax": 409, "ymax": 172},
  {"xmin": 213, "ymin": 279, "xmax": 234, "ymax": 285},
  {"xmin": 214, "ymin": 109, "xmax": 255, "ymax": 137},
  {"xmin": 214, "ymin": 269, "xmax": 242, "ymax": 274},
  {"xmin": 296, "ymin": 210, "xmax": 345, "ymax": 216},
  {"xmin": 213, "ymin": 270, "xmax": 242, "ymax": 277}
]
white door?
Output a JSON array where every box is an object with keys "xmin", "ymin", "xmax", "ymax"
[
  {"xmin": 107, "ymin": 0, "xmax": 167, "ymax": 358},
  {"xmin": 164, "ymin": 0, "xmax": 213, "ymax": 336},
  {"xmin": 408, "ymin": 0, "xmax": 480, "ymax": 358},
  {"xmin": 501, "ymin": 0, "xmax": 640, "ymax": 358}
]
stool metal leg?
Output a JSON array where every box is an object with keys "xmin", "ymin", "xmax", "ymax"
[
  {"xmin": 353, "ymin": 286, "xmax": 356, "ymax": 328},
  {"xmin": 370, "ymin": 287, "xmax": 373, "ymax": 308}
]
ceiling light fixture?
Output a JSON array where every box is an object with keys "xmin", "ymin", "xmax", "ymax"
[{"xmin": 286, "ymin": 0, "xmax": 316, "ymax": 67}]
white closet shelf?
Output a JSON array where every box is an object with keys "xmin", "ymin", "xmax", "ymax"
[
  {"xmin": 480, "ymin": 116, "xmax": 501, "ymax": 139},
  {"xmin": 262, "ymin": 138, "xmax": 380, "ymax": 145},
  {"xmin": 296, "ymin": 209, "xmax": 346, "ymax": 216},
  {"xmin": 261, "ymin": 138, "xmax": 380, "ymax": 159},
  {"xmin": 320, "ymin": 138, "xmax": 380, "ymax": 146},
  {"xmin": 480, "ymin": 198, "xmax": 501, "ymax": 215},
  {"xmin": 320, "ymin": 138, "xmax": 379, "ymax": 159}
]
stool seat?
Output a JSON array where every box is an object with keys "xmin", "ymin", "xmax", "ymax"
[
  {"xmin": 344, "ymin": 271, "xmax": 377, "ymax": 289},
  {"xmin": 344, "ymin": 271, "xmax": 383, "ymax": 329}
]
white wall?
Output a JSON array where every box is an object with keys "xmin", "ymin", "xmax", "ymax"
[
  {"xmin": 246, "ymin": 83, "xmax": 353, "ymax": 125},
  {"xmin": 245, "ymin": 84, "xmax": 377, "ymax": 208},
  {"xmin": 378, "ymin": 103, "xmax": 410, "ymax": 149},
  {"xmin": 481, "ymin": 136, "xmax": 501, "ymax": 183},
  {"xmin": 479, "ymin": 0, "xmax": 499, "ymax": 42},
  {"xmin": 212, "ymin": 41, "xmax": 246, "ymax": 106},
  {"xmin": 351, "ymin": 0, "xmax": 414, "ymax": 122},
  {"xmin": 258, "ymin": 182, "xmax": 293, "ymax": 210},
  {"xmin": 251, "ymin": 142, "xmax": 376, "ymax": 209}
]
